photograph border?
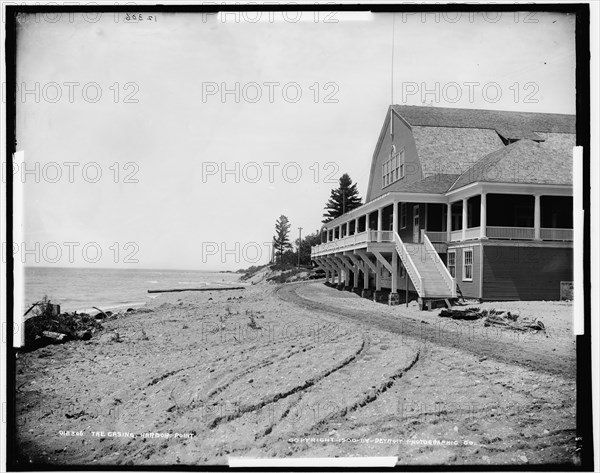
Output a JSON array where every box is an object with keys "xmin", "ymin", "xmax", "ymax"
[{"xmin": 3, "ymin": 2, "xmax": 593, "ymax": 471}]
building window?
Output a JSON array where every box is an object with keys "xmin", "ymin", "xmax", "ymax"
[
  {"xmin": 382, "ymin": 149, "xmax": 405, "ymax": 188},
  {"xmin": 400, "ymin": 203, "xmax": 407, "ymax": 229},
  {"xmin": 463, "ymin": 248, "xmax": 473, "ymax": 281},
  {"xmin": 447, "ymin": 251, "xmax": 456, "ymax": 277}
]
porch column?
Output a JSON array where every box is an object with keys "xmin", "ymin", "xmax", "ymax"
[
  {"xmin": 324, "ymin": 258, "xmax": 334, "ymax": 284},
  {"xmin": 391, "ymin": 251, "xmax": 398, "ymax": 292},
  {"xmin": 333, "ymin": 259, "xmax": 340, "ymax": 284},
  {"xmin": 375, "ymin": 260, "xmax": 382, "ymax": 291},
  {"xmin": 355, "ymin": 217, "xmax": 359, "ymax": 234},
  {"xmin": 534, "ymin": 194, "xmax": 541, "ymax": 240},
  {"xmin": 377, "ymin": 208, "xmax": 383, "ymax": 242},
  {"xmin": 480, "ymin": 193, "xmax": 487, "ymax": 239},
  {"xmin": 446, "ymin": 202, "xmax": 452, "ymax": 241},
  {"xmin": 392, "ymin": 202, "xmax": 398, "ymax": 235},
  {"xmin": 462, "ymin": 198, "xmax": 468, "ymax": 241},
  {"xmin": 363, "ymin": 266, "xmax": 369, "ymax": 289},
  {"xmin": 320, "ymin": 260, "xmax": 330, "ymax": 283},
  {"xmin": 331, "ymin": 258, "xmax": 342, "ymax": 285}
]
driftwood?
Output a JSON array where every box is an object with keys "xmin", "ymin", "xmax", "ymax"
[
  {"xmin": 41, "ymin": 331, "xmax": 68, "ymax": 342},
  {"xmin": 23, "ymin": 303, "xmax": 39, "ymax": 317},
  {"xmin": 148, "ymin": 286, "xmax": 245, "ymax": 294},
  {"xmin": 438, "ymin": 307, "xmax": 487, "ymax": 321},
  {"xmin": 484, "ymin": 314, "xmax": 545, "ymax": 331},
  {"xmin": 93, "ymin": 306, "xmax": 108, "ymax": 317}
]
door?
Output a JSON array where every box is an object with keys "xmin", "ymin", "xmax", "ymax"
[{"xmin": 413, "ymin": 205, "xmax": 420, "ymax": 243}]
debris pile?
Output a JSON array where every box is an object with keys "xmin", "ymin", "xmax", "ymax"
[
  {"xmin": 438, "ymin": 307, "xmax": 484, "ymax": 320},
  {"xmin": 438, "ymin": 307, "xmax": 546, "ymax": 332},
  {"xmin": 484, "ymin": 310, "xmax": 545, "ymax": 332},
  {"xmin": 25, "ymin": 311, "xmax": 103, "ymax": 347}
]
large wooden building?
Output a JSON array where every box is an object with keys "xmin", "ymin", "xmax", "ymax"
[{"xmin": 311, "ymin": 105, "xmax": 575, "ymax": 306}]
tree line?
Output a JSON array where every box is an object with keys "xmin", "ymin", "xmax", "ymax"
[{"xmin": 272, "ymin": 173, "xmax": 362, "ymax": 267}]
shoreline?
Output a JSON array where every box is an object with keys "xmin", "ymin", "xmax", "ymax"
[{"xmin": 24, "ymin": 270, "xmax": 248, "ymax": 316}]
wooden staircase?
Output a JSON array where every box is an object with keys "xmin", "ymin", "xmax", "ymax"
[
  {"xmin": 393, "ymin": 232, "xmax": 456, "ymax": 299},
  {"xmin": 403, "ymin": 243, "xmax": 453, "ymax": 297}
]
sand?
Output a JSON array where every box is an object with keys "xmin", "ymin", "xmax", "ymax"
[{"xmin": 14, "ymin": 281, "xmax": 578, "ymax": 466}]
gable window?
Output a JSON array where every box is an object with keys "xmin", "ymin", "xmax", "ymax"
[
  {"xmin": 447, "ymin": 251, "xmax": 456, "ymax": 277},
  {"xmin": 463, "ymin": 248, "xmax": 473, "ymax": 281},
  {"xmin": 382, "ymin": 148, "xmax": 405, "ymax": 188},
  {"xmin": 400, "ymin": 203, "xmax": 407, "ymax": 229}
]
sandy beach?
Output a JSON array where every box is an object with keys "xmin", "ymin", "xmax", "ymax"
[{"xmin": 15, "ymin": 280, "xmax": 577, "ymax": 466}]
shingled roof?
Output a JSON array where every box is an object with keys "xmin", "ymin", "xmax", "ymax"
[
  {"xmin": 393, "ymin": 173, "xmax": 461, "ymax": 194},
  {"xmin": 392, "ymin": 105, "xmax": 576, "ymax": 135},
  {"xmin": 412, "ymin": 126, "xmax": 504, "ymax": 178},
  {"xmin": 450, "ymin": 137, "xmax": 574, "ymax": 190}
]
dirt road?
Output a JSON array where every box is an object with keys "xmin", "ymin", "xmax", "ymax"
[{"xmin": 276, "ymin": 282, "xmax": 576, "ymax": 379}]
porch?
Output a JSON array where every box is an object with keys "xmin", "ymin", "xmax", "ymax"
[
  {"xmin": 313, "ymin": 191, "xmax": 574, "ymax": 254},
  {"xmin": 311, "ymin": 186, "xmax": 573, "ymax": 307},
  {"xmin": 444, "ymin": 193, "xmax": 573, "ymax": 243}
]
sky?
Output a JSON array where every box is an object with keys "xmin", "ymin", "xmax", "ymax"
[{"xmin": 13, "ymin": 9, "xmax": 576, "ymax": 270}]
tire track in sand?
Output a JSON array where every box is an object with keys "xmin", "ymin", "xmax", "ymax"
[{"xmin": 207, "ymin": 335, "xmax": 369, "ymax": 429}]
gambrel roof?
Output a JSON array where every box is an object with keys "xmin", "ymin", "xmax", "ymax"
[
  {"xmin": 450, "ymin": 137, "xmax": 575, "ymax": 190},
  {"xmin": 392, "ymin": 105, "xmax": 576, "ymax": 135},
  {"xmin": 411, "ymin": 126, "xmax": 504, "ymax": 178},
  {"xmin": 393, "ymin": 173, "xmax": 461, "ymax": 194},
  {"xmin": 388, "ymin": 105, "xmax": 575, "ymax": 194}
]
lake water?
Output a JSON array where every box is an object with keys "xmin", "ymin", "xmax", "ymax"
[{"xmin": 23, "ymin": 267, "xmax": 242, "ymax": 313}]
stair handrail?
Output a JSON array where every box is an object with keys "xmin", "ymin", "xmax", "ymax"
[
  {"xmin": 422, "ymin": 232, "xmax": 457, "ymax": 297},
  {"xmin": 393, "ymin": 232, "xmax": 423, "ymax": 296}
]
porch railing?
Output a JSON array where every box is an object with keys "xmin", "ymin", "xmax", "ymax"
[
  {"xmin": 486, "ymin": 226, "xmax": 535, "ymax": 240},
  {"xmin": 311, "ymin": 231, "xmax": 370, "ymax": 256},
  {"xmin": 422, "ymin": 232, "xmax": 457, "ymax": 297},
  {"xmin": 464, "ymin": 227, "xmax": 481, "ymax": 240},
  {"xmin": 393, "ymin": 231, "xmax": 423, "ymax": 296},
  {"xmin": 369, "ymin": 230, "xmax": 394, "ymax": 242},
  {"xmin": 540, "ymin": 228, "xmax": 573, "ymax": 241},
  {"xmin": 424, "ymin": 231, "xmax": 448, "ymax": 243},
  {"xmin": 313, "ymin": 224, "xmax": 574, "ymax": 256},
  {"xmin": 450, "ymin": 230, "xmax": 462, "ymax": 242},
  {"xmin": 311, "ymin": 229, "xmax": 396, "ymax": 256}
]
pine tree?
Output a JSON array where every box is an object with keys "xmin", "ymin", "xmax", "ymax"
[
  {"xmin": 272, "ymin": 215, "xmax": 292, "ymax": 262},
  {"xmin": 322, "ymin": 173, "xmax": 363, "ymax": 223}
]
